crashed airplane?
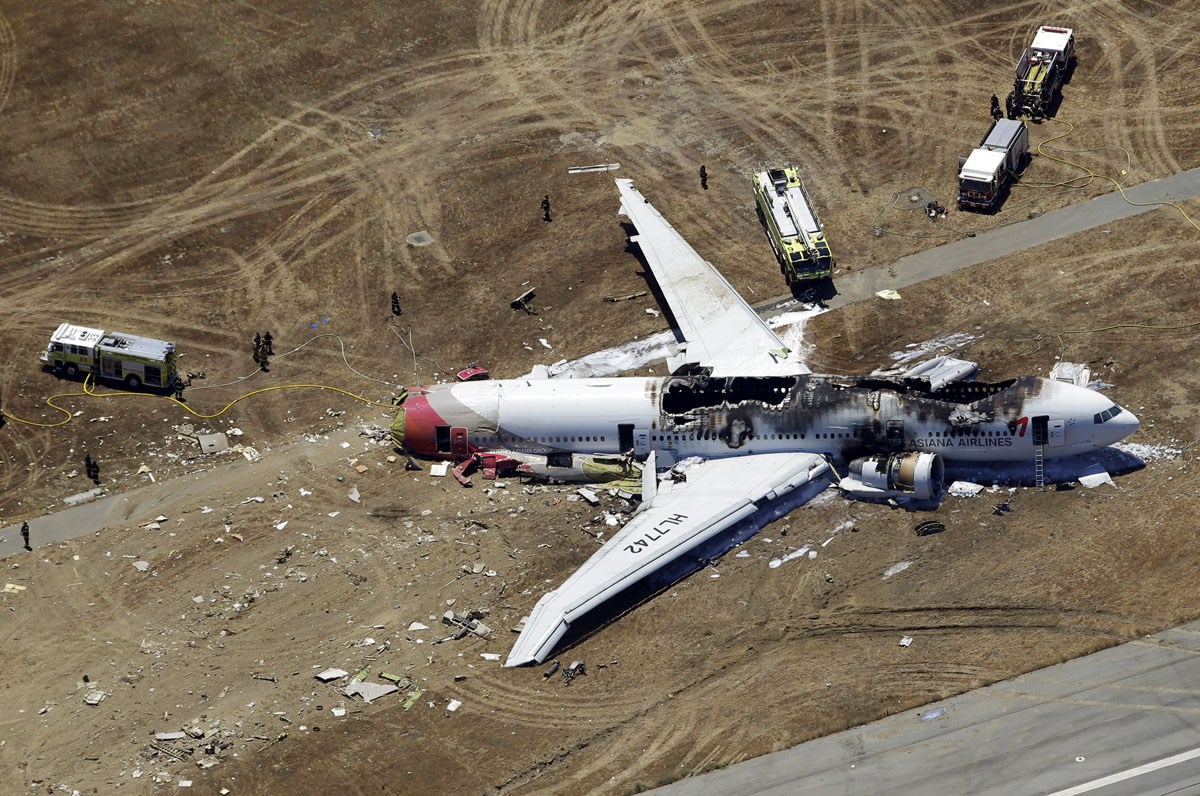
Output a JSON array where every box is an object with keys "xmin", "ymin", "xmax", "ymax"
[{"xmin": 390, "ymin": 178, "xmax": 1140, "ymax": 667}]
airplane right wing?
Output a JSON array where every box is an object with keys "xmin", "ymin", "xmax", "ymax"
[
  {"xmin": 616, "ymin": 178, "xmax": 809, "ymax": 378},
  {"xmin": 505, "ymin": 451, "xmax": 833, "ymax": 666}
]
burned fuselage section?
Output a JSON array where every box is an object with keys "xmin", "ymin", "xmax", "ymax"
[{"xmin": 657, "ymin": 372, "xmax": 1028, "ymax": 464}]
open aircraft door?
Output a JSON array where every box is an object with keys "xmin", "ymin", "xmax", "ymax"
[{"xmin": 618, "ymin": 423, "xmax": 652, "ymax": 458}]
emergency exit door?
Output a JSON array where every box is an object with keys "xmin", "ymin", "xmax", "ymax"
[{"xmin": 451, "ymin": 427, "xmax": 469, "ymax": 455}]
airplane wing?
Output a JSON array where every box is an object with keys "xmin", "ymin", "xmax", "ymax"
[
  {"xmin": 505, "ymin": 451, "xmax": 833, "ymax": 666},
  {"xmin": 616, "ymin": 178, "xmax": 810, "ymax": 378}
]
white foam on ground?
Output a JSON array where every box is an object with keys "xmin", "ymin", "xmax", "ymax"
[
  {"xmin": 1114, "ymin": 442, "xmax": 1183, "ymax": 462},
  {"xmin": 882, "ymin": 561, "xmax": 912, "ymax": 580},
  {"xmin": 889, "ymin": 332, "xmax": 977, "ymax": 364}
]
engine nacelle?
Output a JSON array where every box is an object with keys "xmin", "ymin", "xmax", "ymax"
[{"xmin": 840, "ymin": 452, "xmax": 945, "ymax": 501}]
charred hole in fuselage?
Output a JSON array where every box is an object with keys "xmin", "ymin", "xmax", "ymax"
[{"xmin": 661, "ymin": 375, "xmax": 799, "ymax": 414}]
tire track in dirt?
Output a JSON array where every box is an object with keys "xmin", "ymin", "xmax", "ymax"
[
  {"xmin": 453, "ymin": 674, "xmax": 647, "ymax": 731},
  {"xmin": 0, "ymin": 11, "xmax": 14, "ymax": 115}
]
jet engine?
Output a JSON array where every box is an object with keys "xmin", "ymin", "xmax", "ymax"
[{"xmin": 839, "ymin": 452, "xmax": 945, "ymax": 501}]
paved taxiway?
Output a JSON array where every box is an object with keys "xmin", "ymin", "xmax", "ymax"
[{"xmin": 652, "ymin": 622, "xmax": 1200, "ymax": 795}]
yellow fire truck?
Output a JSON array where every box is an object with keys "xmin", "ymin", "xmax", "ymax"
[
  {"xmin": 752, "ymin": 166, "xmax": 834, "ymax": 286},
  {"xmin": 40, "ymin": 323, "xmax": 178, "ymax": 389}
]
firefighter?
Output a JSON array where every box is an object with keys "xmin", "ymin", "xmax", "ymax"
[
  {"xmin": 391, "ymin": 291, "xmax": 402, "ymax": 316},
  {"xmin": 172, "ymin": 375, "xmax": 187, "ymax": 402},
  {"xmin": 699, "ymin": 164, "xmax": 708, "ymax": 190},
  {"xmin": 1005, "ymin": 94, "xmax": 1015, "ymax": 119},
  {"xmin": 990, "ymin": 94, "xmax": 1002, "ymax": 120},
  {"xmin": 263, "ymin": 331, "xmax": 274, "ymax": 355},
  {"xmin": 541, "ymin": 195, "xmax": 552, "ymax": 222},
  {"xmin": 20, "ymin": 521, "xmax": 31, "ymax": 551},
  {"xmin": 85, "ymin": 453, "xmax": 93, "ymax": 476}
]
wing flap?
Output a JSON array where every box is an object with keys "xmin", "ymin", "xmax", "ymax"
[{"xmin": 505, "ymin": 452, "xmax": 832, "ymax": 666}]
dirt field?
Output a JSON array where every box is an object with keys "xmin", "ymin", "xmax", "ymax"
[{"xmin": 2, "ymin": 1, "xmax": 1199, "ymax": 793}]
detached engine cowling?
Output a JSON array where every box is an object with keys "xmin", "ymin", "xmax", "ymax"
[{"xmin": 840, "ymin": 453, "xmax": 945, "ymax": 501}]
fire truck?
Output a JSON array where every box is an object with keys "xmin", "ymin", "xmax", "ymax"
[
  {"xmin": 40, "ymin": 323, "xmax": 178, "ymax": 389},
  {"xmin": 1007, "ymin": 26, "xmax": 1075, "ymax": 121},
  {"xmin": 752, "ymin": 166, "xmax": 834, "ymax": 286}
]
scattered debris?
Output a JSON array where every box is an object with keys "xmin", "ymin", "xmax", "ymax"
[
  {"xmin": 875, "ymin": 289, "xmax": 902, "ymax": 300},
  {"xmin": 947, "ymin": 481, "xmax": 985, "ymax": 497},
  {"xmin": 914, "ymin": 520, "xmax": 945, "ymax": 537},
  {"xmin": 84, "ymin": 690, "xmax": 108, "ymax": 706},
  {"xmin": 439, "ymin": 610, "xmax": 493, "ymax": 641},
  {"xmin": 603, "ymin": 290, "xmax": 648, "ymax": 303},
  {"xmin": 562, "ymin": 660, "xmax": 587, "ymax": 684},
  {"xmin": 407, "ymin": 621, "xmax": 430, "ymax": 632},
  {"xmin": 132, "ymin": 561, "xmax": 150, "ymax": 572},
  {"xmin": 154, "ymin": 731, "xmax": 187, "ymax": 741},
  {"xmin": 3, "ymin": 583, "xmax": 27, "ymax": 594},
  {"xmin": 196, "ymin": 433, "xmax": 230, "ymax": 454},
  {"xmin": 882, "ymin": 561, "xmax": 913, "ymax": 580},
  {"xmin": 347, "ymin": 485, "xmax": 361, "ymax": 503},
  {"xmin": 511, "ymin": 287, "xmax": 537, "ymax": 315},
  {"xmin": 314, "ymin": 669, "xmax": 349, "ymax": 683},
  {"xmin": 429, "ymin": 462, "xmax": 450, "ymax": 478},
  {"xmin": 401, "ymin": 688, "xmax": 424, "ymax": 710},
  {"xmin": 567, "ymin": 162, "xmax": 621, "ymax": 174},
  {"xmin": 899, "ymin": 635, "xmax": 914, "ymax": 647},
  {"xmin": 920, "ymin": 707, "xmax": 947, "ymax": 721},
  {"xmin": 543, "ymin": 660, "xmax": 560, "ymax": 678},
  {"xmin": 480, "ymin": 653, "xmax": 501, "ymax": 662},
  {"xmin": 343, "ymin": 682, "xmax": 398, "ymax": 704},
  {"xmin": 576, "ymin": 487, "xmax": 600, "ymax": 505},
  {"xmin": 446, "ymin": 699, "xmax": 462, "ymax": 712}
]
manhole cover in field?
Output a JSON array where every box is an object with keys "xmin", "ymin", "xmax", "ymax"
[{"xmin": 899, "ymin": 187, "xmax": 937, "ymax": 209}]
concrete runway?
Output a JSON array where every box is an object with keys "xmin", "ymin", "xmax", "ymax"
[{"xmin": 651, "ymin": 623, "xmax": 1200, "ymax": 795}]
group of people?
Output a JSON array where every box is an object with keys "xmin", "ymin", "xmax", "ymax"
[{"xmin": 253, "ymin": 331, "xmax": 274, "ymax": 370}]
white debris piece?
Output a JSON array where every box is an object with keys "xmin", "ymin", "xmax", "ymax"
[
  {"xmin": 343, "ymin": 682, "xmax": 398, "ymax": 704},
  {"xmin": 875, "ymin": 289, "xmax": 902, "ymax": 300},
  {"xmin": 480, "ymin": 653, "xmax": 501, "ymax": 661},
  {"xmin": 538, "ymin": 338, "xmax": 553, "ymax": 349},
  {"xmin": 1078, "ymin": 469, "xmax": 1115, "ymax": 488},
  {"xmin": 446, "ymin": 699, "xmax": 462, "ymax": 712},
  {"xmin": 882, "ymin": 561, "xmax": 912, "ymax": 580},
  {"xmin": 576, "ymin": 488, "xmax": 600, "ymax": 505},
  {"xmin": 331, "ymin": 707, "xmax": 347, "ymax": 717},
  {"xmin": 241, "ymin": 496, "xmax": 265, "ymax": 504},
  {"xmin": 407, "ymin": 621, "xmax": 430, "ymax": 632},
  {"xmin": 314, "ymin": 668, "xmax": 349, "ymax": 682},
  {"xmin": 84, "ymin": 690, "xmax": 108, "ymax": 706},
  {"xmin": 900, "ymin": 635, "xmax": 914, "ymax": 647},
  {"xmin": 347, "ymin": 486, "xmax": 361, "ymax": 503},
  {"xmin": 132, "ymin": 561, "xmax": 150, "ymax": 572},
  {"xmin": 947, "ymin": 481, "xmax": 985, "ymax": 497},
  {"xmin": 429, "ymin": 462, "xmax": 450, "ymax": 477},
  {"xmin": 275, "ymin": 521, "xmax": 288, "ymax": 531},
  {"xmin": 735, "ymin": 550, "xmax": 750, "ymax": 558},
  {"xmin": 769, "ymin": 544, "xmax": 812, "ymax": 569},
  {"xmin": 1049, "ymin": 361, "xmax": 1092, "ymax": 387}
]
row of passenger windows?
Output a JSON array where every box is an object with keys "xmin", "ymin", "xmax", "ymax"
[{"xmin": 469, "ymin": 427, "xmax": 1017, "ymax": 445}]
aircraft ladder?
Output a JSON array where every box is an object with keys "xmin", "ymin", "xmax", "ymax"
[{"xmin": 1034, "ymin": 442, "xmax": 1046, "ymax": 491}]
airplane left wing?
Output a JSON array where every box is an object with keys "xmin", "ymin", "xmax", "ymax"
[
  {"xmin": 505, "ymin": 451, "xmax": 833, "ymax": 666},
  {"xmin": 616, "ymin": 178, "xmax": 809, "ymax": 377}
]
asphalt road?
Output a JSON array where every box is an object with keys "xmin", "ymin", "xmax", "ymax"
[
  {"xmin": 650, "ymin": 623, "xmax": 1200, "ymax": 796},
  {"xmin": 824, "ymin": 166, "xmax": 1200, "ymax": 308}
]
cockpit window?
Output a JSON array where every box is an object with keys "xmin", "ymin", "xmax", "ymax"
[{"xmin": 1093, "ymin": 404, "xmax": 1122, "ymax": 424}]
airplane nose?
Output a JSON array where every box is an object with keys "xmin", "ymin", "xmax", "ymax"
[{"xmin": 1112, "ymin": 406, "xmax": 1140, "ymax": 442}]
